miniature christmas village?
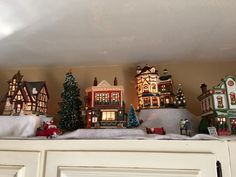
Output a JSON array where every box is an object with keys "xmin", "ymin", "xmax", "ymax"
[{"xmin": 1, "ymin": 68, "xmax": 236, "ymax": 138}]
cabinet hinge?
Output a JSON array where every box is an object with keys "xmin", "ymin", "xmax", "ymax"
[{"xmin": 216, "ymin": 161, "xmax": 222, "ymax": 177}]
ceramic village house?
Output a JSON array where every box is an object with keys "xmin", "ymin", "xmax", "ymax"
[
  {"xmin": 198, "ymin": 76, "xmax": 236, "ymax": 135},
  {"xmin": 84, "ymin": 78, "xmax": 126, "ymax": 128},
  {"xmin": 2, "ymin": 71, "xmax": 49, "ymax": 116},
  {"xmin": 135, "ymin": 65, "xmax": 176, "ymax": 110}
]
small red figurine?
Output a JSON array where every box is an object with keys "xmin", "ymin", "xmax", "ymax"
[
  {"xmin": 36, "ymin": 121, "xmax": 62, "ymax": 138},
  {"xmin": 146, "ymin": 127, "xmax": 166, "ymax": 135}
]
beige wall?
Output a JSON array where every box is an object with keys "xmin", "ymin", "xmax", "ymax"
[{"xmin": 0, "ymin": 61, "xmax": 236, "ymax": 119}]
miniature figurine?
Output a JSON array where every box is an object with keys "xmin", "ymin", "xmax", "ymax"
[
  {"xmin": 36, "ymin": 120, "xmax": 62, "ymax": 138},
  {"xmin": 179, "ymin": 119, "xmax": 191, "ymax": 136},
  {"xmin": 146, "ymin": 127, "xmax": 166, "ymax": 135}
]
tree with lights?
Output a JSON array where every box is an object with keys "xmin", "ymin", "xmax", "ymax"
[
  {"xmin": 175, "ymin": 84, "xmax": 186, "ymax": 108},
  {"xmin": 58, "ymin": 72, "xmax": 84, "ymax": 131},
  {"xmin": 127, "ymin": 104, "xmax": 140, "ymax": 128}
]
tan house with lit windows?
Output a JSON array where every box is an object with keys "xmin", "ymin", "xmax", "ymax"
[
  {"xmin": 85, "ymin": 79, "xmax": 126, "ymax": 128},
  {"xmin": 136, "ymin": 65, "xmax": 160, "ymax": 109},
  {"xmin": 2, "ymin": 71, "xmax": 49, "ymax": 116}
]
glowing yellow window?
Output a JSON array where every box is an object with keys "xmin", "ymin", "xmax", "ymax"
[{"xmin": 102, "ymin": 112, "xmax": 115, "ymax": 121}]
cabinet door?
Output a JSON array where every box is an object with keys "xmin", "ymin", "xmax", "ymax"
[
  {"xmin": 229, "ymin": 141, "xmax": 236, "ymax": 177},
  {"xmin": 45, "ymin": 151, "xmax": 217, "ymax": 177},
  {"xmin": 0, "ymin": 151, "xmax": 40, "ymax": 177}
]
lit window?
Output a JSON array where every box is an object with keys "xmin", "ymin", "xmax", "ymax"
[
  {"xmin": 143, "ymin": 85, "xmax": 149, "ymax": 92},
  {"xmin": 111, "ymin": 92, "xmax": 119, "ymax": 103},
  {"xmin": 151, "ymin": 84, "xmax": 157, "ymax": 92},
  {"xmin": 102, "ymin": 112, "xmax": 115, "ymax": 121},
  {"xmin": 230, "ymin": 92, "xmax": 236, "ymax": 105},
  {"xmin": 216, "ymin": 96, "xmax": 223, "ymax": 108}
]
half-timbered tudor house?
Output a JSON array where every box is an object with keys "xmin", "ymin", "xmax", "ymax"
[{"xmin": 2, "ymin": 71, "xmax": 49, "ymax": 116}]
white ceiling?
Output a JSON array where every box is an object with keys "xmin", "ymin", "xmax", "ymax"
[{"xmin": 0, "ymin": 0, "xmax": 236, "ymax": 67}]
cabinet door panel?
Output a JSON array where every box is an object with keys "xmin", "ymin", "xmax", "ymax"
[
  {"xmin": 45, "ymin": 151, "xmax": 217, "ymax": 177},
  {"xmin": 229, "ymin": 141, "xmax": 236, "ymax": 177},
  {"xmin": 0, "ymin": 151, "xmax": 40, "ymax": 177},
  {"xmin": 59, "ymin": 167, "xmax": 199, "ymax": 177}
]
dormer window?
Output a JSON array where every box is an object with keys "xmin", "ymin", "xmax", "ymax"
[{"xmin": 32, "ymin": 88, "xmax": 38, "ymax": 94}]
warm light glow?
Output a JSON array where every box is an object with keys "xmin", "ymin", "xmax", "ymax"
[
  {"xmin": 165, "ymin": 98, "xmax": 169, "ymax": 104},
  {"xmin": 102, "ymin": 111, "xmax": 115, "ymax": 121}
]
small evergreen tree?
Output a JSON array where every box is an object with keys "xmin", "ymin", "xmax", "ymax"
[
  {"xmin": 127, "ymin": 104, "xmax": 140, "ymax": 128},
  {"xmin": 175, "ymin": 84, "xmax": 186, "ymax": 107},
  {"xmin": 58, "ymin": 72, "xmax": 84, "ymax": 131}
]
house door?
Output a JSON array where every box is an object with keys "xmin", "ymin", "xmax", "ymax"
[{"xmin": 14, "ymin": 101, "xmax": 23, "ymax": 114}]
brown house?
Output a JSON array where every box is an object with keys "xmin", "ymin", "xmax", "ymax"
[{"xmin": 2, "ymin": 71, "xmax": 49, "ymax": 116}]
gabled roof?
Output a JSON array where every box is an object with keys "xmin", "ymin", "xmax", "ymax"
[
  {"xmin": 221, "ymin": 75, "xmax": 236, "ymax": 82},
  {"xmin": 85, "ymin": 80, "xmax": 124, "ymax": 92},
  {"xmin": 97, "ymin": 80, "xmax": 111, "ymax": 87},
  {"xmin": 136, "ymin": 65, "xmax": 158, "ymax": 77}
]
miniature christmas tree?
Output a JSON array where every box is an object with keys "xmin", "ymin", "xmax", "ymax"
[
  {"xmin": 127, "ymin": 104, "xmax": 140, "ymax": 128},
  {"xmin": 58, "ymin": 72, "xmax": 84, "ymax": 131},
  {"xmin": 175, "ymin": 84, "xmax": 186, "ymax": 107}
]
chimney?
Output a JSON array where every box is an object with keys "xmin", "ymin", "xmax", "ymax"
[
  {"xmin": 136, "ymin": 65, "xmax": 141, "ymax": 74},
  {"xmin": 200, "ymin": 83, "xmax": 207, "ymax": 94},
  {"xmin": 114, "ymin": 77, "xmax": 117, "ymax": 86},
  {"xmin": 93, "ymin": 77, "xmax": 98, "ymax": 86}
]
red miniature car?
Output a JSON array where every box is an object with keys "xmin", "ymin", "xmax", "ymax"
[
  {"xmin": 36, "ymin": 121, "xmax": 62, "ymax": 138},
  {"xmin": 146, "ymin": 127, "xmax": 166, "ymax": 135}
]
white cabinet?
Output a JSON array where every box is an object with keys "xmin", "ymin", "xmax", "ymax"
[
  {"xmin": 0, "ymin": 151, "xmax": 40, "ymax": 177},
  {"xmin": 45, "ymin": 151, "xmax": 217, "ymax": 177},
  {"xmin": 0, "ymin": 139, "xmax": 233, "ymax": 177},
  {"xmin": 229, "ymin": 141, "xmax": 236, "ymax": 177}
]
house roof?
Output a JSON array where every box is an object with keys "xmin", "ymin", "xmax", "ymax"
[
  {"xmin": 159, "ymin": 74, "xmax": 172, "ymax": 81},
  {"xmin": 85, "ymin": 80, "xmax": 124, "ymax": 93},
  {"xmin": 136, "ymin": 65, "xmax": 158, "ymax": 77},
  {"xmin": 25, "ymin": 81, "xmax": 46, "ymax": 96},
  {"xmin": 159, "ymin": 69, "xmax": 172, "ymax": 81}
]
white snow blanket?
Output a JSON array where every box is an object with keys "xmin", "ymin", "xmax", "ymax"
[
  {"xmin": 58, "ymin": 128, "xmax": 146, "ymax": 139},
  {"xmin": 139, "ymin": 108, "xmax": 200, "ymax": 135},
  {"xmin": 0, "ymin": 115, "xmax": 40, "ymax": 137},
  {"xmin": 57, "ymin": 128, "xmax": 223, "ymax": 140}
]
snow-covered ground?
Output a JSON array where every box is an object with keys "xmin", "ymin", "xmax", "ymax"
[{"xmin": 139, "ymin": 108, "xmax": 200, "ymax": 135}]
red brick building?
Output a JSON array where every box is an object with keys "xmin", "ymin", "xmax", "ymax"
[{"xmin": 85, "ymin": 79, "xmax": 126, "ymax": 128}]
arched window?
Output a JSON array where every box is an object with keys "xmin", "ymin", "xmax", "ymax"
[
  {"xmin": 143, "ymin": 85, "xmax": 149, "ymax": 92},
  {"xmin": 151, "ymin": 83, "xmax": 157, "ymax": 92}
]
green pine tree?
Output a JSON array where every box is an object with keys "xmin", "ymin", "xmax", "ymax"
[
  {"xmin": 58, "ymin": 72, "xmax": 84, "ymax": 131},
  {"xmin": 127, "ymin": 104, "xmax": 140, "ymax": 128}
]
